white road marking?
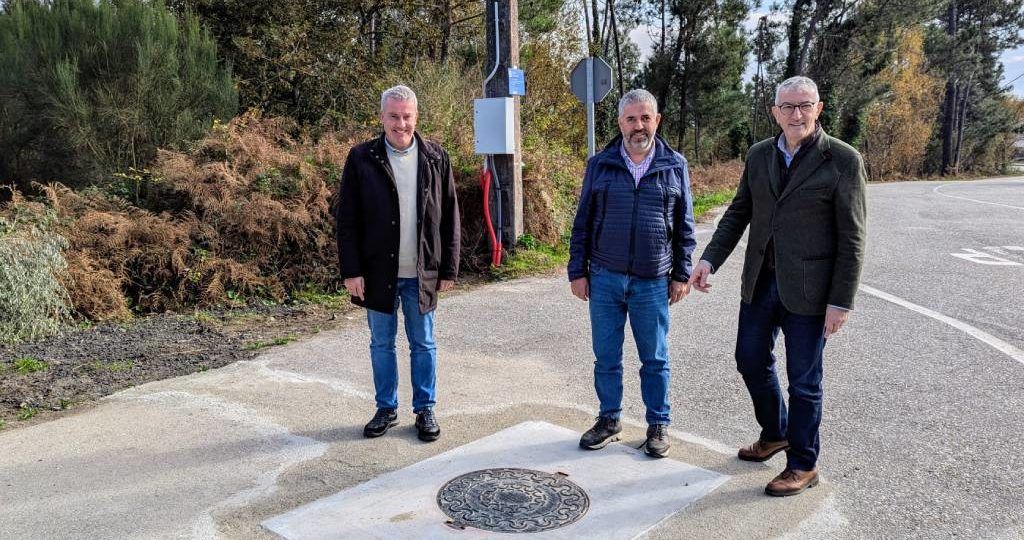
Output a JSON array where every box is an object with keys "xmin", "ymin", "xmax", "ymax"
[
  {"xmin": 950, "ymin": 248, "xmax": 1022, "ymax": 266},
  {"xmin": 933, "ymin": 181, "xmax": 1024, "ymax": 211},
  {"xmin": 859, "ymin": 285, "xmax": 1024, "ymax": 366}
]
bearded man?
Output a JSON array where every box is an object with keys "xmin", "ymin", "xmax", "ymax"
[{"xmin": 567, "ymin": 89, "xmax": 696, "ymax": 458}]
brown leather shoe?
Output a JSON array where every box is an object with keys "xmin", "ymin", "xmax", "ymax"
[
  {"xmin": 765, "ymin": 468, "xmax": 819, "ymax": 497},
  {"xmin": 737, "ymin": 439, "xmax": 790, "ymax": 462}
]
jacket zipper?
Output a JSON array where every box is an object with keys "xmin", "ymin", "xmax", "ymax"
[
  {"xmin": 627, "ymin": 179, "xmax": 640, "ymax": 275},
  {"xmin": 595, "ymin": 187, "xmax": 608, "ymax": 247},
  {"xmin": 598, "ymin": 151, "xmax": 673, "ymax": 275},
  {"xmin": 661, "ymin": 180, "xmax": 672, "ymax": 241}
]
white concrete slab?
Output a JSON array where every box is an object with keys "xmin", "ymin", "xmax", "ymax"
[{"xmin": 263, "ymin": 421, "xmax": 728, "ymax": 539}]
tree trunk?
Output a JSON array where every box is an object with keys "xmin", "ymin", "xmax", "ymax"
[
  {"xmin": 693, "ymin": 106, "xmax": 700, "ymax": 163},
  {"xmin": 784, "ymin": 0, "xmax": 812, "ymax": 77},
  {"xmin": 583, "ymin": 0, "xmax": 591, "ymax": 51},
  {"xmin": 601, "ymin": 0, "xmax": 611, "ymax": 54},
  {"xmin": 676, "ymin": 48, "xmax": 690, "ymax": 149},
  {"xmin": 438, "ymin": 0, "xmax": 452, "ymax": 64},
  {"xmin": 660, "ymin": 0, "xmax": 666, "ymax": 52},
  {"xmin": 656, "ymin": 12, "xmax": 687, "ymax": 119},
  {"xmin": 940, "ymin": 0, "xmax": 958, "ymax": 175},
  {"xmin": 797, "ymin": 0, "xmax": 833, "ymax": 75},
  {"xmin": 610, "ymin": 0, "xmax": 624, "ymax": 98},
  {"xmin": 954, "ymin": 77, "xmax": 972, "ymax": 174}
]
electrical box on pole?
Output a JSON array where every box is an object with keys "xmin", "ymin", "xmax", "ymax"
[{"xmin": 474, "ymin": 98, "xmax": 516, "ymax": 154}]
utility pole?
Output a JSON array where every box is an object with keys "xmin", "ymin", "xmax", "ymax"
[{"xmin": 484, "ymin": 0, "xmax": 523, "ymax": 250}]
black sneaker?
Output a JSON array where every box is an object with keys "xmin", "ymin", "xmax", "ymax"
[
  {"xmin": 579, "ymin": 416, "xmax": 621, "ymax": 450},
  {"xmin": 645, "ymin": 424, "xmax": 670, "ymax": 458},
  {"xmin": 363, "ymin": 408, "xmax": 398, "ymax": 438},
  {"xmin": 415, "ymin": 409, "xmax": 441, "ymax": 442}
]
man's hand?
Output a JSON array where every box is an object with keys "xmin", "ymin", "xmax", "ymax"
[
  {"xmin": 688, "ymin": 260, "xmax": 713, "ymax": 293},
  {"xmin": 439, "ymin": 279, "xmax": 455, "ymax": 293},
  {"xmin": 570, "ymin": 277, "xmax": 589, "ymax": 301},
  {"xmin": 344, "ymin": 276, "xmax": 365, "ymax": 300},
  {"xmin": 669, "ymin": 280, "xmax": 690, "ymax": 305},
  {"xmin": 824, "ymin": 306, "xmax": 850, "ymax": 338}
]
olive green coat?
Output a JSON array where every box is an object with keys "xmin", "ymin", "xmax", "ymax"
[{"xmin": 700, "ymin": 132, "xmax": 867, "ymax": 316}]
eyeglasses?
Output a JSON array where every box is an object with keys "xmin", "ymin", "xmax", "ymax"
[{"xmin": 775, "ymin": 102, "xmax": 818, "ymax": 115}]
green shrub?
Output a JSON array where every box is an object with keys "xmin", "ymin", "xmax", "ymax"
[
  {"xmin": 0, "ymin": 0, "xmax": 237, "ymax": 189},
  {"xmin": 0, "ymin": 211, "xmax": 72, "ymax": 344},
  {"xmin": 489, "ymin": 237, "xmax": 569, "ymax": 281}
]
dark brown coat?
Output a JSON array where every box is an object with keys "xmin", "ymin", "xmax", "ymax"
[{"xmin": 335, "ymin": 133, "xmax": 460, "ymax": 314}]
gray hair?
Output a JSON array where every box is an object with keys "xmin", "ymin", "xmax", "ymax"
[
  {"xmin": 380, "ymin": 85, "xmax": 417, "ymax": 112},
  {"xmin": 618, "ymin": 89, "xmax": 658, "ymax": 117},
  {"xmin": 775, "ymin": 76, "xmax": 819, "ymax": 104}
]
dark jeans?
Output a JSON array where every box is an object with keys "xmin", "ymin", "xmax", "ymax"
[{"xmin": 736, "ymin": 269, "xmax": 826, "ymax": 471}]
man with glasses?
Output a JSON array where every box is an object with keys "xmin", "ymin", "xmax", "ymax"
[{"xmin": 688, "ymin": 76, "xmax": 866, "ymax": 496}]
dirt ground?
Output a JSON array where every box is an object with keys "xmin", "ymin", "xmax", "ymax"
[
  {"xmin": 0, "ymin": 301, "xmax": 364, "ymax": 429},
  {"xmin": 0, "ymin": 274, "xmax": 509, "ymax": 431}
]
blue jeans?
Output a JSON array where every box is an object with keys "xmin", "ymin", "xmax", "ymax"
[
  {"xmin": 366, "ymin": 278, "xmax": 436, "ymax": 412},
  {"xmin": 736, "ymin": 269, "xmax": 826, "ymax": 471},
  {"xmin": 587, "ymin": 263, "xmax": 671, "ymax": 425}
]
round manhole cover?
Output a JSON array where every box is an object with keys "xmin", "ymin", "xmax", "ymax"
[{"xmin": 437, "ymin": 468, "xmax": 589, "ymax": 533}]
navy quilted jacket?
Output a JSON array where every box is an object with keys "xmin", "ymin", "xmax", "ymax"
[{"xmin": 568, "ymin": 135, "xmax": 696, "ymax": 282}]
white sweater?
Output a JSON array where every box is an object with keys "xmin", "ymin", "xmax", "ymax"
[{"xmin": 386, "ymin": 139, "xmax": 419, "ymax": 278}]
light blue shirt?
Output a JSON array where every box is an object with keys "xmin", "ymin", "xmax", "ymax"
[{"xmin": 777, "ymin": 135, "xmax": 799, "ymax": 167}]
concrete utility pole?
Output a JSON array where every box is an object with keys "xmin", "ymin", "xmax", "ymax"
[{"xmin": 484, "ymin": 0, "xmax": 523, "ymax": 249}]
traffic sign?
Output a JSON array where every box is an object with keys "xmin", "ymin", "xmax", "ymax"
[{"xmin": 570, "ymin": 57, "xmax": 613, "ymax": 103}]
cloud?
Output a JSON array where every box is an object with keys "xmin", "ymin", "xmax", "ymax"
[
  {"xmin": 630, "ymin": 26, "xmax": 655, "ymax": 61},
  {"xmin": 743, "ymin": 10, "xmax": 789, "ymax": 31}
]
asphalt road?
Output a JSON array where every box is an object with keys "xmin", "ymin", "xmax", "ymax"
[{"xmin": 0, "ymin": 178, "xmax": 1021, "ymax": 539}]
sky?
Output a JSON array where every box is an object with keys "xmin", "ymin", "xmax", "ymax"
[
  {"xmin": 628, "ymin": 16, "xmax": 1024, "ymax": 98},
  {"xmin": 1002, "ymin": 47, "xmax": 1024, "ymax": 96}
]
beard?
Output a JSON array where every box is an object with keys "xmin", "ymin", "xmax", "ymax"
[{"xmin": 626, "ymin": 131, "xmax": 654, "ymax": 153}]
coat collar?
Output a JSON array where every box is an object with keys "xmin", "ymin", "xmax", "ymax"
[
  {"xmin": 367, "ymin": 132, "xmax": 433, "ymax": 226},
  {"xmin": 372, "ymin": 132, "xmax": 441, "ymax": 162},
  {"xmin": 776, "ymin": 129, "xmax": 832, "ymax": 202},
  {"xmin": 596, "ymin": 134, "xmax": 684, "ymax": 175}
]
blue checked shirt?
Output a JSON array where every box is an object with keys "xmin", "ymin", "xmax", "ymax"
[{"xmin": 620, "ymin": 142, "xmax": 655, "ymax": 186}]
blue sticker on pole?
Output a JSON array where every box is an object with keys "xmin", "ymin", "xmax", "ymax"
[{"xmin": 508, "ymin": 68, "xmax": 526, "ymax": 96}]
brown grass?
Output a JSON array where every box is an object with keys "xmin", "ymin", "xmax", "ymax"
[
  {"xmin": 689, "ymin": 160, "xmax": 744, "ymax": 197},
  {"xmin": 3, "ymin": 112, "xmax": 363, "ymax": 320}
]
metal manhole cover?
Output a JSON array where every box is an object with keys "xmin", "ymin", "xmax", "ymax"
[{"xmin": 437, "ymin": 468, "xmax": 590, "ymax": 533}]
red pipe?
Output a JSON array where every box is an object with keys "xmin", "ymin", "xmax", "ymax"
[{"xmin": 479, "ymin": 168, "xmax": 502, "ymax": 266}]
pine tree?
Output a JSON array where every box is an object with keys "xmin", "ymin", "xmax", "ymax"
[{"xmin": 0, "ymin": 0, "xmax": 237, "ymax": 189}]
